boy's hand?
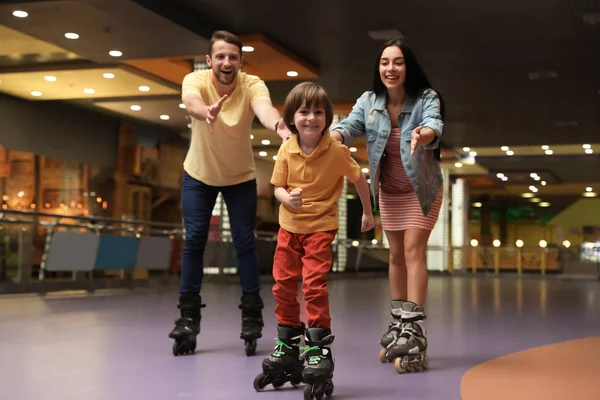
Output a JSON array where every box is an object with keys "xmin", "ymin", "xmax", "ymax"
[
  {"xmin": 287, "ymin": 188, "xmax": 303, "ymax": 209},
  {"xmin": 361, "ymin": 213, "xmax": 375, "ymax": 232}
]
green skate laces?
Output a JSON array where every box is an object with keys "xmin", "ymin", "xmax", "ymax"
[
  {"xmin": 300, "ymin": 345, "xmax": 326, "ymax": 365},
  {"xmin": 272, "ymin": 338, "xmax": 292, "ymax": 357}
]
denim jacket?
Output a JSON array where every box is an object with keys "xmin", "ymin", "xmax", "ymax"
[{"xmin": 330, "ymin": 89, "xmax": 444, "ymax": 216}]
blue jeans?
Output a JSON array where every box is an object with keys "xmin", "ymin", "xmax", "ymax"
[{"xmin": 180, "ymin": 172, "xmax": 260, "ymax": 294}]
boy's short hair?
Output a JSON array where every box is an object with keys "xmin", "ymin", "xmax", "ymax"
[
  {"xmin": 283, "ymin": 82, "xmax": 333, "ymax": 134},
  {"xmin": 208, "ymin": 30, "xmax": 243, "ymax": 56}
]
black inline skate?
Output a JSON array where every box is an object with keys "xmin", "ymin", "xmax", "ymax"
[
  {"xmin": 239, "ymin": 292, "xmax": 264, "ymax": 356},
  {"xmin": 253, "ymin": 324, "xmax": 305, "ymax": 391},
  {"xmin": 379, "ymin": 300, "xmax": 404, "ymax": 363},
  {"xmin": 301, "ymin": 327, "xmax": 335, "ymax": 400},
  {"xmin": 168, "ymin": 293, "xmax": 205, "ymax": 356},
  {"xmin": 385, "ymin": 301, "xmax": 429, "ymax": 374}
]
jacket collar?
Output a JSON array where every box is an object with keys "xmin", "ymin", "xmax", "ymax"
[{"xmin": 373, "ymin": 91, "xmax": 415, "ymax": 114}]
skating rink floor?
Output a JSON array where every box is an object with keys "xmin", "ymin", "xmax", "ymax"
[{"xmin": 1, "ymin": 275, "xmax": 599, "ymax": 400}]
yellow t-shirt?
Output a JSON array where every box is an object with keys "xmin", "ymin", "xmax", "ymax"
[
  {"xmin": 181, "ymin": 70, "xmax": 270, "ymax": 186},
  {"xmin": 271, "ymin": 131, "xmax": 362, "ymax": 234}
]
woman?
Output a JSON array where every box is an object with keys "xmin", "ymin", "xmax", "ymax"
[{"xmin": 330, "ymin": 38, "xmax": 444, "ymax": 373}]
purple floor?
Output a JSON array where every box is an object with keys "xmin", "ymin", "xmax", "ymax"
[{"xmin": 1, "ymin": 275, "xmax": 599, "ymax": 400}]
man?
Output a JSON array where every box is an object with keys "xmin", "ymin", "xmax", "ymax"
[{"xmin": 169, "ymin": 30, "xmax": 291, "ymax": 357}]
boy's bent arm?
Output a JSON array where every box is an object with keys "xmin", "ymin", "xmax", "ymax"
[
  {"xmin": 353, "ymin": 174, "xmax": 373, "ymax": 215},
  {"xmin": 274, "ymin": 186, "xmax": 290, "ymax": 205}
]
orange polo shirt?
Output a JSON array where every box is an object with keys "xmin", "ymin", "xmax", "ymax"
[{"xmin": 271, "ymin": 131, "xmax": 362, "ymax": 234}]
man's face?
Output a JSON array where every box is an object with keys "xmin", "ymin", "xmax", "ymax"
[{"xmin": 206, "ymin": 40, "xmax": 242, "ymax": 86}]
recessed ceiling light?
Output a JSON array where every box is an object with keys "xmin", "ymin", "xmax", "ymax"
[
  {"xmin": 473, "ymin": 202, "xmax": 482, "ymax": 208},
  {"xmin": 506, "ymin": 150, "xmax": 515, "ymax": 156},
  {"xmin": 521, "ymin": 193, "xmax": 534, "ymax": 198},
  {"xmin": 501, "ymin": 176, "xmax": 508, "ymax": 181},
  {"xmin": 250, "ymin": 134, "xmax": 254, "ymax": 139},
  {"xmin": 531, "ymin": 198, "xmax": 541, "ymax": 203},
  {"xmin": 463, "ymin": 147, "xmax": 470, "ymax": 152},
  {"xmin": 586, "ymin": 187, "xmax": 593, "ymax": 192},
  {"xmin": 31, "ymin": 91, "xmax": 42, "ymax": 97},
  {"xmin": 44, "ymin": 76, "xmax": 57, "ymax": 82},
  {"xmin": 286, "ymin": 71, "xmax": 299, "ymax": 77},
  {"xmin": 65, "ymin": 32, "xmax": 79, "ymax": 40},
  {"xmin": 349, "ymin": 147, "xmax": 357, "ymax": 152},
  {"xmin": 545, "ymin": 149, "xmax": 553, "ymax": 155},
  {"xmin": 138, "ymin": 86, "xmax": 150, "ymax": 92},
  {"xmin": 541, "ymin": 145, "xmax": 549, "ymax": 150},
  {"xmin": 585, "ymin": 149, "xmax": 593, "ymax": 154},
  {"xmin": 130, "ymin": 105, "xmax": 141, "ymax": 111},
  {"xmin": 261, "ymin": 139, "xmax": 271, "ymax": 145},
  {"xmin": 109, "ymin": 50, "xmax": 123, "ymax": 57},
  {"xmin": 454, "ymin": 162, "xmax": 463, "ymax": 168},
  {"xmin": 242, "ymin": 46, "xmax": 254, "ymax": 52},
  {"xmin": 259, "ymin": 151, "xmax": 267, "ymax": 157},
  {"xmin": 179, "ymin": 103, "xmax": 186, "ymax": 109},
  {"xmin": 539, "ymin": 202, "xmax": 551, "ymax": 207},
  {"xmin": 530, "ymin": 173, "xmax": 538, "ymax": 178},
  {"xmin": 501, "ymin": 146, "xmax": 509, "ymax": 151},
  {"xmin": 541, "ymin": 181, "xmax": 547, "ymax": 186},
  {"xmin": 160, "ymin": 115, "xmax": 170, "ymax": 120},
  {"xmin": 529, "ymin": 185, "xmax": 538, "ymax": 192},
  {"xmin": 583, "ymin": 192, "xmax": 598, "ymax": 198},
  {"xmin": 469, "ymin": 151, "xmax": 477, "ymax": 157},
  {"xmin": 496, "ymin": 173, "xmax": 504, "ymax": 178},
  {"xmin": 12, "ymin": 10, "xmax": 28, "ymax": 18},
  {"xmin": 272, "ymin": 155, "xmax": 277, "ymax": 160},
  {"xmin": 103, "ymin": 73, "xmax": 115, "ymax": 79},
  {"xmin": 583, "ymin": 144, "xmax": 591, "ymax": 149},
  {"xmin": 187, "ymin": 123, "xmax": 192, "ymax": 128},
  {"xmin": 361, "ymin": 168, "xmax": 369, "ymax": 173},
  {"xmin": 83, "ymin": 88, "xmax": 95, "ymax": 94}
]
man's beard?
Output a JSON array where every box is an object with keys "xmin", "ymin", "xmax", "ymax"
[{"xmin": 214, "ymin": 68, "xmax": 237, "ymax": 85}]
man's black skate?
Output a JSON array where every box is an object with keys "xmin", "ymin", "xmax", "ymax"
[
  {"xmin": 385, "ymin": 301, "xmax": 429, "ymax": 374},
  {"xmin": 239, "ymin": 292, "xmax": 264, "ymax": 356},
  {"xmin": 253, "ymin": 324, "xmax": 305, "ymax": 391},
  {"xmin": 379, "ymin": 300, "xmax": 404, "ymax": 363},
  {"xmin": 301, "ymin": 327, "xmax": 335, "ymax": 400},
  {"xmin": 168, "ymin": 293, "xmax": 205, "ymax": 356}
]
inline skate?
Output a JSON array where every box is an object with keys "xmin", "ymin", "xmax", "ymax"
[
  {"xmin": 168, "ymin": 293, "xmax": 205, "ymax": 356},
  {"xmin": 379, "ymin": 299, "xmax": 404, "ymax": 363},
  {"xmin": 301, "ymin": 327, "xmax": 335, "ymax": 400},
  {"xmin": 239, "ymin": 292, "xmax": 264, "ymax": 356},
  {"xmin": 385, "ymin": 301, "xmax": 429, "ymax": 374},
  {"xmin": 253, "ymin": 324, "xmax": 305, "ymax": 391}
]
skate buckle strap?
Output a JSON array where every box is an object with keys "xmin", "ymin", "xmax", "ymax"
[
  {"xmin": 272, "ymin": 338, "xmax": 293, "ymax": 357},
  {"xmin": 401, "ymin": 310, "xmax": 425, "ymax": 323}
]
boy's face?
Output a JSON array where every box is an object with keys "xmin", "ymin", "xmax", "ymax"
[
  {"xmin": 294, "ymin": 102, "xmax": 327, "ymax": 139},
  {"xmin": 206, "ymin": 40, "xmax": 242, "ymax": 86}
]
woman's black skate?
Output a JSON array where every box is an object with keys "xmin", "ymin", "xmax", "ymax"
[
  {"xmin": 385, "ymin": 301, "xmax": 429, "ymax": 374},
  {"xmin": 168, "ymin": 293, "xmax": 205, "ymax": 356},
  {"xmin": 301, "ymin": 327, "xmax": 335, "ymax": 400},
  {"xmin": 379, "ymin": 300, "xmax": 404, "ymax": 363},
  {"xmin": 239, "ymin": 292, "xmax": 264, "ymax": 356},
  {"xmin": 253, "ymin": 324, "xmax": 305, "ymax": 391}
]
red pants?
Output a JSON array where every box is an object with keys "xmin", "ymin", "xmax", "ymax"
[{"xmin": 272, "ymin": 228, "xmax": 337, "ymax": 329}]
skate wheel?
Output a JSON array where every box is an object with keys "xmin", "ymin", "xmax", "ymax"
[
  {"xmin": 394, "ymin": 357, "xmax": 407, "ymax": 374},
  {"xmin": 422, "ymin": 359, "xmax": 429, "ymax": 370},
  {"xmin": 272, "ymin": 380, "xmax": 284, "ymax": 390},
  {"xmin": 290, "ymin": 377, "xmax": 303, "ymax": 388},
  {"xmin": 304, "ymin": 383, "xmax": 314, "ymax": 400},
  {"xmin": 379, "ymin": 347, "xmax": 389, "ymax": 363},
  {"xmin": 253, "ymin": 373, "xmax": 267, "ymax": 391},
  {"xmin": 245, "ymin": 339, "xmax": 257, "ymax": 356},
  {"xmin": 172, "ymin": 339, "xmax": 196, "ymax": 356},
  {"xmin": 324, "ymin": 381, "xmax": 334, "ymax": 398}
]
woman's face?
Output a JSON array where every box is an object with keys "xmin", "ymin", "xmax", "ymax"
[{"xmin": 379, "ymin": 45, "xmax": 406, "ymax": 91}]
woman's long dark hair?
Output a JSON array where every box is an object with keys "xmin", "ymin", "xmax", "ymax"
[{"xmin": 372, "ymin": 39, "xmax": 445, "ymax": 121}]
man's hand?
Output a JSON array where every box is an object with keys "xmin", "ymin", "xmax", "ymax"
[
  {"xmin": 206, "ymin": 95, "xmax": 228, "ymax": 132},
  {"xmin": 276, "ymin": 118, "xmax": 293, "ymax": 141},
  {"xmin": 287, "ymin": 188, "xmax": 303, "ymax": 209}
]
